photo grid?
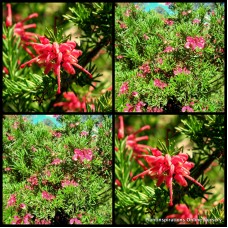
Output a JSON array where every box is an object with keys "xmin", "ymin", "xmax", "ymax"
[{"xmin": 2, "ymin": 2, "xmax": 225, "ymax": 227}]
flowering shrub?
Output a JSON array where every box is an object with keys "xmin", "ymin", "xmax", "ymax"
[
  {"xmin": 115, "ymin": 3, "xmax": 224, "ymax": 112},
  {"xmin": 3, "ymin": 115, "xmax": 112, "ymax": 224},
  {"xmin": 3, "ymin": 3, "xmax": 112, "ymax": 112},
  {"xmin": 115, "ymin": 115, "xmax": 224, "ymax": 224}
]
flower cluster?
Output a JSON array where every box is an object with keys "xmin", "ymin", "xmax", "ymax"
[
  {"xmin": 173, "ymin": 67, "xmax": 191, "ymax": 75},
  {"xmin": 5, "ymin": 3, "xmax": 39, "ymax": 42},
  {"xmin": 184, "ymin": 36, "xmax": 205, "ymax": 51},
  {"xmin": 52, "ymin": 131, "xmax": 62, "ymax": 138},
  {"xmin": 154, "ymin": 78, "xmax": 168, "ymax": 89},
  {"xmin": 166, "ymin": 204, "xmax": 198, "ymax": 224},
  {"xmin": 139, "ymin": 63, "xmax": 151, "ymax": 77},
  {"xmin": 20, "ymin": 36, "xmax": 92, "ymax": 94},
  {"xmin": 51, "ymin": 158, "xmax": 63, "ymax": 165},
  {"xmin": 54, "ymin": 92, "xmax": 87, "ymax": 112},
  {"xmin": 61, "ymin": 179, "xmax": 78, "ymax": 188},
  {"xmin": 164, "ymin": 19, "xmax": 174, "ymax": 26},
  {"xmin": 7, "ymin": 194, "xmax": 16, "ymax": 207},
  {"xmin": 81, "ymin": 131, "xmax": 89, "ymax": 136},
  {"xmin": 182, "ymin": 105, "xmax": 194, "ymax": 112},
  {"xmin": 72, "ymin": 148, "xmax": 93, "ymax": 162},
  {"xmin": 163, "ymin": 46, "xmax": 175, "ymax": 53},
  {"xmin": 70, "ymin": 217, "xmax": 82, "ymax": 224},
  {"xmin": 27, "ymin": 175, "xmax": 39, "ymax": 186},
  {"xmin": 42, "ymin": 191, "xmax": 55, "ymax": 201},
  {"xmin": 11, "ymin": 214, "xmax": 33, "ymax": 224},
  {"xmin": 118, "ymin": 81, "xmax": 129, "ymax": 95},
  {"xmin": 132, "ymin": 153, "xmax": 205, "ymax": 206}
]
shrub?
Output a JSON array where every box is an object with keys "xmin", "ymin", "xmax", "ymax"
[
  {"xmin": 115, "ymin": 3, "xmax": 224, "ymax": 112},
  {"xmin": 3, "ymin": 115, "xmax": 112, "ymax": 224}
]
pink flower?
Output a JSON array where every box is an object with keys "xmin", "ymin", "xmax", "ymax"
[
  {"xmin": 154, "ymin": 79, "xmax": 167, "ymax": 89},
  {"xmin": 135, "ymin": 4, "xmax": 140, "ymax": 10},
  {"xmin": 182, "ymin": 11, "xmax": 188, "ymax": 16},
  {"xmin": 124, "ymin": 9, "xmax": 131, "ymax": 17},
  {"xmin": 7, "ymin": 194, "xmax": 16, "ymax": 207},
  {"xmin": 72, "ymin": 149, "xmax": 93, "ymax": 162},
  {"xmin": 124, "ymin": 103, "xmax": 135, "ymax": 112},
  {"xmin": 81, "ymin": 131, "xmax": 89, "ymax": 136},
  {"xmin": 54, "ymin": 92, "xmax": 87, "ymax": 112},
  {"xmin": 120, "ymin": 22, "xmax": 128, "ymax": 29},
  {"xmin": 147, "ymin": 106, "xmax": 163, "ymax": 112},
  {"xmin": 42, "ymin": 191, "xmax": 55, "ymax": 201},
  {"xmin": 51, "ymin": 158, "xmax": 63, "ymax": 165},
  {"xmin": 70, "ymin": 218, "xmax": 82, "ymax": 224},
  {"xmin": 164, "ymin": 19, "xmax": 174, "ymax": 26},
  {"xmin": 119, "ymin": 81, "xmax": 129, "ymax": 95},
  {"xmin": 135, "ymin": 101, "xmax": 146, "ymax": 112},
  {"xmin": 163, "ymin": 46, "xmax": 174, "ymax": 53},
  {"xmin": 132, "ymin": 153, "xmax": 205, "ymax": 206},
  {"xmin": 165, "ymin": 2, "xmax": 172, "ymax": 6},
  {"xmin": 5, "ymin": 4, "xmax": 39, "ymax": 42},
  {"xmin": 11, "ymin": 216, "xmax": 22, "ymax": 224},
  {"xmin": 31, "ymin": 145, "xmax": 37, "ymax": 152},
  {"xmin": 23, "ymin": 213, "xmax": 33, "ymax": 224},
  {"xmin": 35, "ymin": 219, "xmax": 51, "ymax": 224},
  {"xmin": 27, "ymin": 175, "xmax": 38, "ymax": 186},
  {"xmin": 166, "ymin": 204, "xmax": 198, "ymax": 224},
  {"xmin": 117, "ymin": 55, "xmax": 124, "ymax": 59},
  {"xmin": 52, "ymin": 131, "xmax": 62, "ymax": 138},
  {"xmin": 132, "ymin": 91, "xmax": 138, "ymax": 97},
  {"xmin": 61, "ymin": 179, "xmax": 78, "ymax": 188},
  {"xmin": 182, "ymin": 106, "xmax": 194, "ymax": 112},
  {"xmin": 139, "ymin": 63, "xmax": 151, "ymax": 74},
  {"xmin": 173, "ymin": 67, "xmax": 191, "ymax": 75},
  {"xmin": 185, "ymin": 36, "xmax": 205, "ymax": 51},
  {"xmin": 7, "ymin": 133, "xmax": 14, "ymax": 141},
  {"xmin": 192, "ymin": 19, "xmax": 201, "ymax": 24},
  {"xmin": 158, "ymin": 58, "xmax": 163, "ymax": 64},
  {"xmin": 20, "ymin": 37, "xmax": 92, "ymax": 94},
  {"xmin": 20, "ymin": 203, "xmax": 26, "ymax": 209},
  {"xmin": 143, "ymin": 34, "xmax": 149, "ymax": 40},
  {"xmin": 4, "ymin": 167, "xmax": 11, "ymax": 171}
]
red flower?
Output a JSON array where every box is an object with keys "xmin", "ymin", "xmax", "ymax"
[
  {"xmin": 182, "ymin": 106, "xmax": 194, "ymax": 112},
  {"xmin": 20, "ymin": 37, "xmax": 92, "ymax": 94},
  {"xmin": 51, "ymin": 158, "xmax": 63, "ymax": 165},
  {"xmin": 52, "ymin": 131, "xmax": 62, "ymax": 138},
  {"xmin": 119, "ymin": 81, "xmax": 129, "ymax": 95},
  {"xmin": 132, "ymin": 153, "xmax": 205, "ymax": 206},
  {"xmin": 173, "ymin": 67, "xmax": 191, "ymax": 75},
  {"xmin": 11, "ymin": 216, "xmax": 22, "ymax": 224},
  {"xmin": 154, "ymin": 79, "xmax": 168, "ymax": 89},
  {"xmin": 124, "ymin": 103, "xmax": 135, "ymax": 112},
  {"xmin": 166, "ymin": 204, "xmax": 198, "ymax": 224},
  {"xmin": 143, "ymin": 34, "xmax": 149, "ymax": 40},
  {"xmin": 164, "ymin": 19, "xmax": 174, "ymax": 26},
  {"xmin": 42, "ymin": 191, "xmax": 55, "ymax": 201},
  {"xmin": 61, "ymin": 179, "xmax": 78, "ymax": 188},
  {"xmin": 72, "ymin": 148, "xmax": 93, "ymax": 162},
  {"xmin": 70, "ymin": 218, "xmax": 82, "ymax": 224},
  {"xmin": 27, "ymin": 175, "xmax": 38, "ymax": 186},
  {"xmin": 192, "ymin": 19, "xmax": 201, "ymax": 24},
  {"xmin": 185, "ymin": 36, "xmax": 205, "ymax": 51},
  {"xmin": 7, "ymin": 194, "xmax": 16, "ymax": 207},
  {"xmin": 54, "ymin": 92, "xmax": 87, "ymax": 112},
  {"xmin": 81, "ymin": 131, "xmax": 89, "ymax": 136},
  {"xmin": 163, "ymin": 46, "xmax": 174, "ymax": 53},
  {"xmin": 23, "ymin": 213, "xmax": 33, "ymax": 224}
]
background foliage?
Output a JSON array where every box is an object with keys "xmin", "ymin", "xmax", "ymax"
[
  {"xmin": 115, "ymin": 3, "xmax": 224, "ymax": 112},
  {"xmin": 3, "ymin": 115, "xmax": 112, "ymax": 224}
]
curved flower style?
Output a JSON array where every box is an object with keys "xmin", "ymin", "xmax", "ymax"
[
  {"xmin": 132, "ymin": 153, "xmax": 205, "ymax": 206},
  {"xmin": 5, "ymin": 3, "xmax": 39, "ymax": 42},
  {"xmin": 166, "ymin": 204, "xmax": 198, "ymax": 224},
  {"xmin": 20, "ymin": 37, "xmax": 92, "ymax": 94},
  {"xmin": 54, "ymin": 92, "xmax": 87, "ymax": 112}
]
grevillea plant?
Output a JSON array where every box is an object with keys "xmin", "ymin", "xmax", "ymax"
[
  {"xmin": 3, "ymin": 3, "xmax": 112, "ymax": 112},
  {"xmin": 3, "ymin": 115, "xmax": 112, "ymax": 224},
  {"xmin": 115, "ymin": 3, "xmax": 224, "ymax": 112},
  {"xmin": 115, "ymin": 115, "xmax": 224, "ymax": 225}
]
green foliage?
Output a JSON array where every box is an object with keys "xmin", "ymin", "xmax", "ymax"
[
  {"xmin": 3, "ymin": 3, "xmax": 112, "ymax": 112},
  {"xmin": 115, "ymin": 115, "xmax": 224, "ymax": 225},
  {"xmin": 3, "ymin": 115, "xmax": 112, "ymax": 224},
  {"xmin": 115, "ymin": 3, "xmax": 224, "ymax": 112}
]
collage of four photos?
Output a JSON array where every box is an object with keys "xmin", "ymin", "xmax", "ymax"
[{"xmin": 2, "ymin": 2, "xmax": 225, "ymax": 226}]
